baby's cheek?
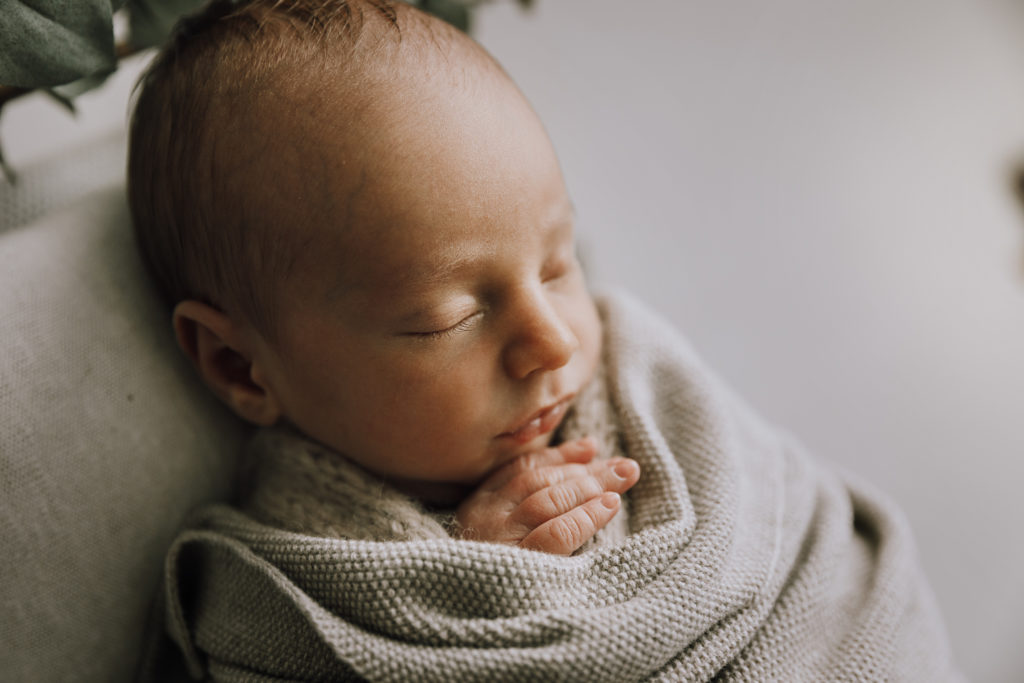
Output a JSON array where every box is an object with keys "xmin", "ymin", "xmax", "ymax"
[
  {"xmin": 399, "ymin": 366, "xmax": 493, "ymax": 426},
  {"xmin": 573, "ymin": 294, "xmax": 603, "ymax": 366}
]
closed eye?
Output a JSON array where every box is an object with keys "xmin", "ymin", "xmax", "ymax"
[
  {"xmin": 542, "ymin": 252, "xmax": 580, "ymax": 284},
  {"xmin": 405, "ymin": 311, "xmax": 483, "ymax": 341}
]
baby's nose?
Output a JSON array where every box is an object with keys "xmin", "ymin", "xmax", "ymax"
[{"xmin": 502, "ymin": 296, "xmax": 578, "ymax": 379}]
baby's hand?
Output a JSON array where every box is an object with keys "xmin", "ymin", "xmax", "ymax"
[{"xmin": 454, "ymin": 438, "xmax": 640, "ymax": 555}]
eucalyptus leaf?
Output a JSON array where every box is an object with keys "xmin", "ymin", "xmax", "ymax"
[
  {"xmin": 43, "ymin": 88, "xmax": 77, "ymax": 114},
  {"xmin": 414, "ymin": 0, "xmax": 535, "ymax": 32},
  {"xmin": 38, "ymin": 66, "xmax": 118, "ymax": 114},
  {"xmin": 417, "ymin": 0, "xmax": 471, "ymax": 32},
  {"xmin": 128, "ymin": 0, "xmax": 207, "ymax": 49},
  {"xmin": 0, "ymin": 1, "xmax": 119, "ymax": 88}
]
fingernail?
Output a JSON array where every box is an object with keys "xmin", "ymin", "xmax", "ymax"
[
  {"xmin": 613, "ymin": 459, "xmax": 637, "ymax": 480},
  {"xmin": 601, "ymin": 492, "xmax": 620, "ymax": 509}
]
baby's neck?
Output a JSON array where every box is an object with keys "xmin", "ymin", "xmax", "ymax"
[{"xmin": 386, "ymin": 477, "xmax": 474, "ymax": 509}]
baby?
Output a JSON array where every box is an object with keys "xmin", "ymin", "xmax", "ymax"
[
  {"xmin": 129, "ymin": 1, "xmax": 960, "ymax": 681},
  {"xmin": 130, "ymin": 0, "xmax": 639, "ymax": 556}
]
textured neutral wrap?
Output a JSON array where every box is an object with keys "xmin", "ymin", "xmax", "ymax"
[{"xmin": 159, "ymin": 292, "xmax": 958, "ymax": 682}]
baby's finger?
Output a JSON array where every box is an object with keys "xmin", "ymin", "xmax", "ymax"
[
  {"xmin": 505, "ymin": 452, "xmax": 638, "ymax": 501},
  {"xmin": 512, "ymin": 458, "xmax": 640, "ymax": 528},
  {"xmin": 519, "ymin": 492, "xmax": 622, "ymax": 555},
  {"xmin": 480, "ymin": 438, "xmax": 597, "ymax": 491}
]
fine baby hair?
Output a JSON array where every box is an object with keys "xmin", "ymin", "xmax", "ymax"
[{"xmin": 128, "ymin": 0, "xmax": 477, "ymax": 337}]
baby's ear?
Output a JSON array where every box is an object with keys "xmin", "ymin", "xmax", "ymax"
[{"xmin": 172, "ymin": 300, "xmax": 282, "ymax": 426}]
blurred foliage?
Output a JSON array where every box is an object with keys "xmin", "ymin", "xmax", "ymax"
[
  {"xmin": 0, "ymin": 0, "xmax": 533, "ymax": 92},
  {"xmin": 129, "ymin": 0, "xmax": 209, "ymax": 49},
  {"xmin": 417, "ymin": 0, "xmax": 534, "ymax": 33},
  {"xmin": 0, "ymin": 1, "xmax": 123, "ymax": 88},
  {"xmin": 0, "ymin": 0, "xmax": 532, "ymax": 181}
]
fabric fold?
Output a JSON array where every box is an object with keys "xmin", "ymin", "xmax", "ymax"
[{"xmin": 158, "ymin": 291, "xmax": 959, "ymax": 682}]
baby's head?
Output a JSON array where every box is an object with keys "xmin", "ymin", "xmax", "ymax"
[{"xmin": 129, "ymin": 0, "xmax": 601, "ymax": 497}]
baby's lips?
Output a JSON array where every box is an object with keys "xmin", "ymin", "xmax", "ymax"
[{"xmin": 500, "ymin": 398, "xmax": 571, "ymax": 445}]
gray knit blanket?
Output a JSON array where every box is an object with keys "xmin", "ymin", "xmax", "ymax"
[{"xmin": 159, "ymin": 292, "xmax": 959, "ymax": 682}]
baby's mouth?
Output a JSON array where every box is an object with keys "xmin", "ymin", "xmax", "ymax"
[{"xmin": 498, "ymin": 395, "xmax": 574, "ymax": 445}]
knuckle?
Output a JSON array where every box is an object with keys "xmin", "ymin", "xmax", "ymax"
[
  {"xmin": 508, "ymin": 447, "xmax": 554, "ymax": 473},
  {"xmin": 561, "ymin": 464, "xmax": 591, "ymax": 480},
  {"xmin": 551, "ymin": 514, "xmax": 586, "ymax": 549},
  {"xmin": 528, "ymin": 448, "xmax": 558, "ymax": 467},
  {"xmin": 515, "ymin": 494, "xmax": 552, "ymax": 525},
  {"xmin": 545, "ymin": 484, "xmax": 578, "ymax": 514},
  {"xmin": 583, "ymin": 501, "xmax": 604, "ymax": 528},
  {"xmin": 507, "ymin": 452, "xmax": 539, "ymax": 476},
  {"xmin": 507, "ymin": 469, "xmax": 544, "ymax": 499},
  {"xmin": 579, "ymin": 476, "xmax": 604, "ymax": 498},
  {"xmin": 517, "ymin": 485, "xmax": 574, "ymax": 526},
  {"xmin": 510, "ymin": 464, "xmax": 594, "ymax": 500},
  {"xmin": 524, "ymin": 467, "xmax": 562, "ymax": 491},
  {"xmin": 520, "ymin": 468, "xmax": 550, "ymax": 492}
]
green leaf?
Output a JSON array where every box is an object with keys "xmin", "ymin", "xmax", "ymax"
[
  {"xmin": 0, "ymin": 1, "xmax": 119, "ymax": 88},
  {"xmin": 45, "ymin": 67, "xmax": 117, "ymax": 112},
  {"xmin": 417, "ymin": 0, "xmax": 472, "ymax": 32},
  {"xmin": 127, "ymin": 0, "xmax": 207, "ymax": 49}
]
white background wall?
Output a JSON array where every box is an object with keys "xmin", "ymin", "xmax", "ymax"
[
  {"xmin": 476, "ymin": 1, "xmax": 1024, "ymax": 680},
  {"xmin": 4, "ymin": 1, "xmax": 1023, "ymax": 680}
]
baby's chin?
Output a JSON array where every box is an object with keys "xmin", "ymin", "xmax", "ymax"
[{"xmin": 388, "ymin": 408, "xmax": 576, "ymax": 507}]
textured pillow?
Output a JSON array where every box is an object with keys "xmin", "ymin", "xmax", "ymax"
[
  {"xmin": 0, "ymin": 129, "xmax": 129, "ymax": 236},
  {"xmin": 0, "ymin": 184, "xmax": 247, "ymax": 682}
]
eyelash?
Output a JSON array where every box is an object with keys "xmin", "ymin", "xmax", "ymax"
[
  {"xmin": 543, "ymin": 261, "xmax": 570, "ymax": 283},
  {"xmin": 410, "ymin": 311, "xmax": 482, "ymax": 341},
  {"xmin": 543, "ymin": 251, "xmax": 580, "ymax": 283},
  {"xmin": 406, "ymin": 253, "xmax": 577, "ymax": 341}
]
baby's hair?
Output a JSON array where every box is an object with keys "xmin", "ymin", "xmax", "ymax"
[{"xmin": 128, "ymin": 0, "xmax": 438, "ymax": 337}]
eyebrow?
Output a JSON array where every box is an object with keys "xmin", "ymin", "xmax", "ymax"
[
  {"xmin": 330, "ymin": 201, "xmax": 576, "ymax": 307},
  {"xmin": 398, "ymin": 244, "xmax": 478, "ymax": 289},
  {"xmin": 405, "ymin": 201, "xmax": 576, "ymax": 285}
]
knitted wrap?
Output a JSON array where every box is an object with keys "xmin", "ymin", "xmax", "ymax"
[{"xmin": 159, "ymin": 292, "xmax": 959, "ymax": 682}]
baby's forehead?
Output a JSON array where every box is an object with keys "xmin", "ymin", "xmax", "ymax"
[
  {"xmin": 204, "ymin": 4, "xmax": 546, "ymax": 301},
  {"xmin": 223, "ymin": 12, "xmax": 502, "ymax": 201}
]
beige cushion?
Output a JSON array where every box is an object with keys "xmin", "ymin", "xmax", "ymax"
[{"xmin": 0, "ymin": 184, "xmax": 247, "ymax": 681}]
